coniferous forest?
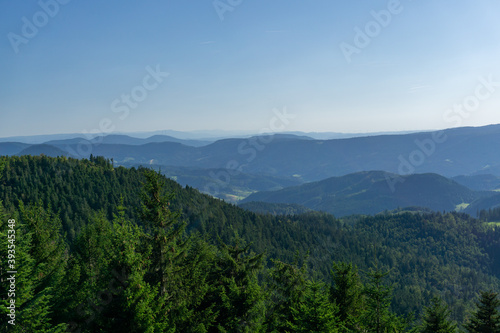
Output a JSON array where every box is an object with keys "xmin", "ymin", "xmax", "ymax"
[{"xmin": 2, "ymin": 155, "xmax": 500, "ymax": 332}]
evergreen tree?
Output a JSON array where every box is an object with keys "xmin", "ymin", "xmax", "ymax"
[
  {"xmin": 265, "ymin": 258, "xmax": 308, "ymax": 332},
  {"xmin": 67, "ymin": 212, "xmax": 116, "ymax": 331},
  {"xmin": 137, "ymin": 169, "xmax": 189, "ymax": 331},
  {"xmin": 465, "ymin": 291, "xmax": 500, "ymax": 333},
  {"xmin": 18, "ymin": 201, "xmax": 68, "ymax": 294},
  {"xmin": 361, "ymin": 268, "xmax": 393, "ymax": 333},
  {"xmin": 361, "ymin": 267, "xmax": 411, "ymax": 333},
  {"xmin": 95, "ymin": 199, "xmax": 153, "ymax": 332},
  {"xmin": 289, "ymin": 281, "xmax": 341, "ymax": 333},
  {"xmin": 0, "ymin": 209, "xmax": 67, "ymax": 332},
  {"xmin": 140, "ymin": 169, "xmax": 186, "ymax": 298},
  {"xmin": 330, "ymin": 262, "xmax": 363, "ymax": 330},
  {"xmin": 419, "ymin": 297, "xmax": 456, "ymax": 333},
  {"xmin": 0, "ymin": 163, "xmax": 67, "ymax": 332},
  {"xmin": 205, "ymin": 239, "xmax": 265, "ymax": 332}
]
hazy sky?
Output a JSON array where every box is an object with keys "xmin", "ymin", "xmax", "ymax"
[{"xmin": 1, "ymin": 0, "xmax": 500, "ymax": 137}]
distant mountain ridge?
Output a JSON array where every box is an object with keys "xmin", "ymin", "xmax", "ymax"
[
  {"xmin": 0, "ymin": 128, "xmax": 422, "ymax": 144},
  {"xmin": 3, "ymin": 124, "xmax": 500, "ymax": 214},
  {"xmin": 4, "ymin": 124, "xmax": 499, "ymax": 179},
  {"xmin": 45, "ymin": 134, "xmax": 211, "ymax": 147}
]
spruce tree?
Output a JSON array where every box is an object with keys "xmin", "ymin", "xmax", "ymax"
[
  {"xmin": 140, "ymin": 169, "xmax": 186, "ymax": 298},
  {"xmin": 361, "ymin": 268, "xmax": 392, "ymax": 333},
  {"xmin": 419, "ymin": 297, "xmax": 456, "ymax": 333},
  {"xmin": 207, "ymin": 240, "xmax": 265, "ymax": 332},
  {"xmin": 289, "ymin": 281, "xmax": 340, "ymax": 333},
  {"xmin": 18, "ymin": 201, "xmax": 68, "ymax": 294},
  {"xmin": 361, "ymin": 267, "xmax": 411, "ymax": 333},
  {"xmin": 330, "ymin": 262, "xmax": 363, "ymax": 330},
  {"xmin": 0, "ymin": 208, "xmax": 67, "ymax": 332},
  {"xmin": 139, "ymin": 169, "xmax": 188, "ymax": 331},
  {"xmin": 265, "ymin": 258, "xmax": 308, "ymax": 332},
  {"xmin": 67, "ymin": 212, "xmax": 116, "ymax": 331},
  {"xmin": 465, "ymin": 291, "xmax": 500, "ymax": 333}
]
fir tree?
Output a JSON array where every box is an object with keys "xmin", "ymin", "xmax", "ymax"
[
  {"xmin": 465, "ymin": 291, "xmax": 500, "ymax": 333},
  {"xmin": 140, "ymin": 169, "xmax": 186, "ymax": 298},
  {"xmin": 330, "ymin": 262, "xmax": 363, "ymax": 330},
  {"xmin": 419, "ymin": 297, "xmax": 456, "ymax": 333},
  {"xmin": 289, "ymin": 281, "xmax": 340, "ymax": 333},
  {"xmin": 265, "ymin": 258, "xmax": 308, "ymax": 332},
  {"xmin": 361, "ymin": 268, "xmax": 392, "ymax": 333},
  {"xmin": 361, "ymin": 267, "xmax": 411, "ymax": 333},
  {"xmin": 207, "ymin": 239, "xmax": 265, "ymax": 332}
]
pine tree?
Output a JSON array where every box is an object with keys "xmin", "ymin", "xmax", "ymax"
[
  {"xmin": 361, "ymin": 268, "xmax": 392, "ymax": 333},
  {"xmin": 18, "ymin": 201, "xmax": 68, "ymax": 294},
  {"xmin": 330, "ymin": 262, "xmax": 363, "ymax": 330},
  {"xmin": 0, "ymin": 209, "xmax": 67, "ymax": 332},
  {"xmin": 289, "ymin": 281, "xmax": 340, "ymax": 333},
  {"xmin": 97, "ymin": 198, "xmax": 153, "ymax": 332},
  {"xmin": 419, "ymin": 297, "xmax": 456, "ymax": 333},
  {"xmin": 140, "ymin": 169, "xmax": 186, "ymax": 298},
  {"xmin": 205, "ymin": 239, "xmax": 265, "ymax": 332},
  {"xmin": 265, "ymin": 258, "xmax": 308, "ymax": 332},
  {"xmin": 361, "ymin": 267, "xmax": 411, "ymax": 333},
  {"xmin": 139, "ymin": 169, "xmax": 189, "ymax": 331},
  {"xmin": 465, "ymin": 291, "xmax": 500, "ymax": 333}
]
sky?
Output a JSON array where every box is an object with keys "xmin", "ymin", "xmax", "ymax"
[{"xmin": 1, "ymin": 0, "xmax": 500, "ymax": 138}]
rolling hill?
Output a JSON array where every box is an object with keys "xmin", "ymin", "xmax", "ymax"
[
  {"xmin": 7, "ymin": 124, "xmax": 500, "ymax": 181},
  {"xmin": 452, "ymin": 174, "xmax": 500, "ymax": 191},
  {"xmin": 464, "ymin": 192, "xmax": 500, "ymax": 216},
  {"xmin": 0, "ymin": 142, "xmax": 29, "ymax": 156},
  {"xmin": 4, "ymin": 124, "xmax": 500, "ymax": 209},
  {"xmin": 18, "ymin": 144, "xmax": 70, "ymax": 157},
  {"xmin": 240, "ymin": 171, "xmax": 486, "ymax": 217}
]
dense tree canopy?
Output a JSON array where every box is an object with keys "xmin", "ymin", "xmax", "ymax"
[{"xmin": 1, "ymin": 155, "xmax": 500, "ymax": 331}]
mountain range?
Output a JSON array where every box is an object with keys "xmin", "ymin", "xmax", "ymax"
[
  {"xmin": 3, "ymin": 124, "xmax": 500, "ymax": 180},
  {"xmin": 2, "ymin": 124, "xmax": 500, "ymax": 216}
]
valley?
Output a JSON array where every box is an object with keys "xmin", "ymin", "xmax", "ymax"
[
  {"xmin": 3, "ymin": 124, "xmax": 500, "ymax": 217},
  {"xmin": 4, "ymin": 2, "xmax": 500, "ymax": 330}
]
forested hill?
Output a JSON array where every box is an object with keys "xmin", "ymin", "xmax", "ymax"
[
  {"xmin": 241, "ymin": 171, "xmax": 483, "ymax": 216},
  {"xmin": 1, "ymin": 155, "xmax": 500, "ymax": 331}
]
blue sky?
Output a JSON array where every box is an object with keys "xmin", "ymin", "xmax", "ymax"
[{"xmin": 1, "ymin": 0, "xmax": 500, "ymax": 137}]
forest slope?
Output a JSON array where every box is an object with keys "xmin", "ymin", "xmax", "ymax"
[
  {"xmin": 241, "ymin": 171, "xmax": 484, "ymax": 216},
  {"xmin": 1, "ymin": 155, "xmax": 500, "ymax": 324}
]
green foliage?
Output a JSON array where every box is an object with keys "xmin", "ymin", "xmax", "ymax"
[
  {"xmin": 361, "ymin": 267, "xmax": 411, "ymax": 333},
  {"xmin": 419, "ymin": 297, "xmax": 456, "ymax": 333},
  {"xmin": 2, "ymin": 155, "xmax": 500, "ymax": 331},
  {"xmin": 479, "ymin": 207, "xmax": 500, "ymax": 222},
  {"xmin": 330, "ymin": 262, "xmax": 363, "ymax": 329},
  {"xmin": 197, "ymin": 239, "xmax": 266, "ymax": 332},
  {"xmin": 140, "ymin": 169, "xmax": 186, "ymax": 298},
  {"xmin": 288, "ymin": 281, "xmax": 340, "ymax": 333},
  {"xmin": 0, "ymin": 206, "xmax": 68, "ymax": 332},
  {"xmin": 241, "ymin": 171, "xmax": 480, "ymax": 217},
  {"xmin": 464, "ymin": 291, "xmax": 500, "ymax": 333},
  {"xmin": 264, "ymin": 258, "xmax": 309, "ymax": 332},
  {"xmin": 239, "ymin": 202, "xmax": 312, "ymax": 216}
]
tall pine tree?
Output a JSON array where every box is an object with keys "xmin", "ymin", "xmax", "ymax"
[
  {"xmin": 330, "ymin": 262, "xmax": 363, "ymax": 331},
  {"xmin": 465, "ymin": 291, "xmax": 500, "ymax": 333},
  {"xmin": 419, "ymin": 297, "xmax": 456, "ymax": 333}
]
